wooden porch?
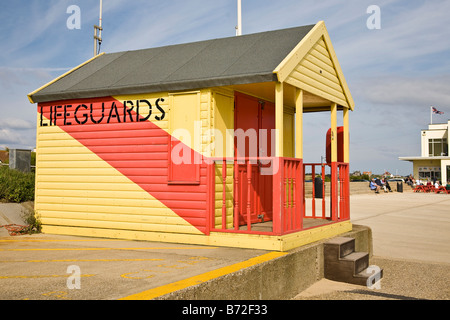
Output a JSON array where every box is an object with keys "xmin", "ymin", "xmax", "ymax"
[{"xmin": 206, "ymin": 158, "xmax": 350, "ymax": 237}]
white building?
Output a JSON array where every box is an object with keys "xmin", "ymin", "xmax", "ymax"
[{"xmin": 399, "ymin": 120, "xmax": 449, "ymax": 184}]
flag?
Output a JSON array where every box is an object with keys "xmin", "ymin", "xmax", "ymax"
[{"xmin": 431, "ymin": 107, "xmax": 444, "ymax": 115}]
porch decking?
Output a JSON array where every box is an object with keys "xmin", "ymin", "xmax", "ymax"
[{"xmin": 238, "ymin": 218, "xmax": 334, "ymax": 232}]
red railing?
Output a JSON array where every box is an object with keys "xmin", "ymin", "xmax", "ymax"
[
  {"xmin": 207, "ymin": 158, "xmax": 349, "ymax": 236},
  {"xmin": 208, "ymin": 157, "xmax": 280, "ymax": 235},
  {"xmin": 303, "ymin": 162, "xmax": 350, "ymax": 222},
  {"xmin": 278, "ymin": 158, "xmax": 303, "ymax": 234}
]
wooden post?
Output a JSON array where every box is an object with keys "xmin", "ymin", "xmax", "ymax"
[
  {"xmin": 272, "ymin": 158, "xmax": 283, "ymax": 235},
  {"xmin": 330, "ymin": 103, "xmax": 338, "ymax": 221},
  {"xmin": 343, "ymin": 107, "xmax": 350, "ymax": 163},
  {"xmin": 222, "ymin": 160, "xmax": 227, "ymax": 229},
  {"xmin": 234, "ymin": 159, "xmax": 239, "ymax": 230},
  {"xmin": 295, "ymin": 89, "xmax": 303, "ymax": 159},
  {"xmin": 311, "ymin": 165, "xmax": 316, "ymax": 218},
  {"xmin": 295, "ymin": 89, "xmax": 304, "ymax": 230},
  {"xmin": 275, "ymin": 82, "xmax": 284, "ymax": 158},
  {"xmin": 273, "ymin": 82, "xmax": 284, "ymax": 234},
  {"xmin": 246, "ymin": 160, "xmax": 252, "ymax": 231},
  {"xmin": 322, "ymin": 163, "xmax": 326, "ymax": 219},
  {"xmin": 330, "ymin": 103, "xmax": 338, "ymax": 163},
  {"xmin": 343, "ymin": 107, "xmax": 350, "ymax": 220}
]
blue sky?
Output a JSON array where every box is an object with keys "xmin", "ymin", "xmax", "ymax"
[{"xmin": 1, "ymin": 0, "xmax": 449, "ymax": 175}]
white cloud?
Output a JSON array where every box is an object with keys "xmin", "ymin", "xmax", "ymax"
[
  {"xmin": 0, "ymin": 127, "xmax": 35, "ymax": 149},
  {"xmin": 102, "ymin": 1, "xmax": 233, "ymax": 53},
  {"xmin": 337, "ymin": 0, "xmax": 450, "ymax": 74},
  {"xmin": 0, "ymin": 118, "xmax": 34, "ymax": 130},
  {"xmin": 355, "ymin": 75, "xmax": 450, "ymax": 109}
]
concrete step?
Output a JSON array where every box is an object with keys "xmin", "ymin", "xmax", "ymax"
[
  {"xmin": 341, "ymin": 252, "xmax": 369, "ymax": 275},
  {"xmin": 324, "ymin": 236, "xmax": 382, "ymax": 287},
  {"xmin": 323, "ymin": 237, "xmax": 355, "ymax": 260}
]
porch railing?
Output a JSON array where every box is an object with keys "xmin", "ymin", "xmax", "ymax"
[
  {"xmin": 303, "ymin": 163, "xmax": 350, "ymax": 222},
  {"xmin": 278, "ymin": 157, "xmax": 303, "ymax": 234},
  {"xmin": 207, "ymin": 157, "xmax": 349, "ymax": 236}
]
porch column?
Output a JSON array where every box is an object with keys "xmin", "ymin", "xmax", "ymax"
[
  {"xmin": 273, "ymin": 82, "xmax": 284, "ymax": 235},
  {"xmin": 343, "ymin": 107, "xmax": 350, "ymax": 163},
  {"xmin": 343, "ymin": 107, "xmax": 350, "ymax": 220},
  {"xmin": 295, "ymin": 88, "xmax": 305, "ymax": 229},
  {"xmin": 275, "ymin": 82, "xmax": 284, "ymax": 157},
  {"xmin": 330, "ymin": 103, "xmax": 338, "ymax": 221},
  {"xmin": 330, "ymin": 103, "xmax": 338, "ymax": 163},
  {"xmin": 295, "ymin": 89, "xmax": 303, "ymax": 159}
]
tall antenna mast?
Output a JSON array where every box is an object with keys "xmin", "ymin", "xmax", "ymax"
[
  {"xmin": 236, "ymin": 0, "xmax": 242, "ymax": 36},
  {"xmin": 93, "ymin": 0, "xmax": 103, "ymax": 56}
]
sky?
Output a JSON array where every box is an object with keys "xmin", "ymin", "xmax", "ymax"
[{"xmin": 0, "ymin": 0, "xmax": 449, "ymax": 176}]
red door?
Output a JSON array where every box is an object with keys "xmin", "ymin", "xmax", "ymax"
[{"xmin": 234, "ymin": 93, "xmax": 274, "ymax": 226}]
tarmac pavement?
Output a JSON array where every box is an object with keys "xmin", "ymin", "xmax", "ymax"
[
  {"xmin": 1, "ymin": 202, "xmax": 271, "ymax": 300},
  {"xmin": 0, "ymin": 233, "xmax": 269, "ymax": 300},
  {"xmin": 294, "ymin": 191, "xmax": 450, "ymax": 300},
  {"xmin": 1, "ymin": 191, "xmax": 449, "ymax": 300}
]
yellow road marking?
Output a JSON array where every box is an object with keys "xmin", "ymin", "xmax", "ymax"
[
  {"xmin": 0, "ymin": 274, "xmax": 95, "ymax": 279},
  {"xmin": 121, "ymin": 270, "xmax": 159, "ymax": 280},
  {"xmin": 119, "ymin": 251, "xmax": 288, "ymax": 300},
  {"xmin": 41, "ymin": 291, "xmax": 70, "ymax": 300}
]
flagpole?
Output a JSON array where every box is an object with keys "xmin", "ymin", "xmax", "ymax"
[
  {"xmin": 236, "ymin": 0, "xmax": 242, "ymax": 36},
  {"xmin": 430, "ymin": 106, "xmax": 433, "ymax": 124}
]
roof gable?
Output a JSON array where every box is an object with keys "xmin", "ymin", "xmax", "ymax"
[{"xmin": 274, "ymin": 21, "xmax": 354, "ymax": 110}]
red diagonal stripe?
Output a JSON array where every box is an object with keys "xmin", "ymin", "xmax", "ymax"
[{"xmin": 38, "ymin": 97, "xmax": 208, "ymax": 234}]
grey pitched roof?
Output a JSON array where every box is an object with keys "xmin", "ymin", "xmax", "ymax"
[{"xmin": 29, "ymin": 25, "xmax": 315, "ymax": 103}]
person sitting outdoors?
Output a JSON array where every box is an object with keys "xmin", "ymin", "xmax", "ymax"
[
  {"xmin": 406, "ymin": 175, "xmax": 415, "ymax": 187},
  {"xmin": 446, "ymin": 181, "xmax": 450, "ymax": 191},
  {"xmin": 375, "ymin": 177, "xmax": 387, "ymax": 193},
  {"xmin": 382, "ymin": 178, "xmax": 392, "ymax": 192},
  {"xmin": 370, "ymin": 179, "xmax": 381, "ymax": 193}
]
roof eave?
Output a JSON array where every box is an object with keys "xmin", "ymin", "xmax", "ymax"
[
  {"xmin": 29, "ymin": 72, "xmax": 277, "ymax": 104},
  {"xmin": 27, "ymin": 53, "xmax": 106, "ymax": 104}
]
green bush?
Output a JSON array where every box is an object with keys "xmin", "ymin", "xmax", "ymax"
[{"xmin": 0, "ymin": 166, "xmax": 35, "ymax": 203}]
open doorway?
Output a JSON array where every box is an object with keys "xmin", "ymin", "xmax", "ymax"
[{"xmin": 234, "ymin": 92, "xmax": 274, "ymax": 226}]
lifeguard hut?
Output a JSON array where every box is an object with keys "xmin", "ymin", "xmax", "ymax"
[{"xmin": 28, "ymin": 21, "xmax": 354, "ymax": 251}]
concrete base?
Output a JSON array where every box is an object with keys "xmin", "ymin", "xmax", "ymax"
[
  {"xmin": 156, "ymin": 224, "xmax": 372, "ymax": 300},
  {"xmin": 41, "ymin": 220, "xmax": 352, "ymax": 252}
]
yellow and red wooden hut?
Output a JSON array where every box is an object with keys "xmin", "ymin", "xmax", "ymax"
[{"xmin": 28, "ymin": 21, "xmax": 354, "ymax": 251}]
